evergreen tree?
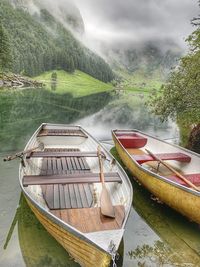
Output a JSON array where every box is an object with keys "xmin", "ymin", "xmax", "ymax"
[
  {"xmin": 0, "ymin": 21, "xmax": 12, "ymax": 71},
  {"xmin": 0, "ymin": 1, "xmax": 114, "ymax": 82}
]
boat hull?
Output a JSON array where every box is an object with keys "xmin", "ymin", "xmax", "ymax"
[
  {"xmin": 113, "ymin": 133, "xmax": 200, "ymax": 224},
  {"xmin": 25, "ymin": 195, "xmax": 111, "ymax": 267},
  {"xmin": 19, "ymin": 123, "xmax": 132, "ymax": 267}
]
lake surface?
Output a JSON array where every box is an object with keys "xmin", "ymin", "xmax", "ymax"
[{"xmin": 0, "ymin": 87, "xmax": 200, "ymax": 267}]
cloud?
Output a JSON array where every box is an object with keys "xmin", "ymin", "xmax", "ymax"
[{"xmin": 74, "ymin": 0, "xmax": 198, "ymax": 50}]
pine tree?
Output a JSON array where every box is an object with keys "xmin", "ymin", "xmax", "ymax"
[{"xmin": 0, "ymin": 21, "xmax": 12, "ymax": 71}]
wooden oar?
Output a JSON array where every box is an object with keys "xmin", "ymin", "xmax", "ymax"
[
  {"xmin": 145, "ymin": 149, "xmax": 200, "ymax": 192},
  {"xmin": 3, "ymin": 142, "xmax": 44, "ymax": 162},
  {"xmin": 97, "ymin": 146, "xmax": 115, "ymax": 218}
]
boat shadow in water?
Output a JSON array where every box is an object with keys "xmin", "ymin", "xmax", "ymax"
[
  {"xmin": 4, "ymin": 193, "xmax": 124, "ymax": 267},
  {"xmin": 111, "ymin": 147, "xmax": 200, "ymax": 267},
  {"xmin": 18, "ymin": 194, "xmax": 79, "ymax": 267}
]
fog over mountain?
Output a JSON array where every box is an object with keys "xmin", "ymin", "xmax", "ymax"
[
  {"xmin": 9, "ymin": 0, "xmax": 85, "ymax": 33},
  {"xmin": 73, "ymin": 0, "xmax": 198, "ymax": 73},
  {"xmin": 74, "ymin": 0, "xmax": 198, "ymax": 52},
  {"xmin": 9, "ymin": 0, "xmax": 199, "ymax": 73}
]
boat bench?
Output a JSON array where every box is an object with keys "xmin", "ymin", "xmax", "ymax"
[
  {"xmin": 23, "ymin": 172, "xmax": 122, "ymax": 186},
  {"xmin": 25, "ymin": 147, "xmax": 120, "ymax": 210},
  {"xmin": 117, "ymin": 134, "xmax": 147, "ymax": 148},
  {"xmin": 26, "ymin": 151, "xmax": 105, "ymax": 159},
  {"xmin": 168, "ymin": 173, "xmax": 200, "ymax": 187},
  {"xmin": 38, "ymin": 128, "xmax": 88, "ymax": 138},
  {"xmin": 133, "ymin": 152, "xmax": 191, "ymax": 164},
  {"xmin": 29, "ymin": 148, "xmax": 94, "ymax": 210}
]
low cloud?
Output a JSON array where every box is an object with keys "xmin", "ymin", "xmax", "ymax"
[{"xmin": 74, "ymin": 0, "xmax": 198, "ymax": 51}]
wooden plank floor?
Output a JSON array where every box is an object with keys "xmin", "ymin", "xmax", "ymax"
[
  {"xmin": 40, "ymin": 148, "xmax": 94, "ymax": 210},
  {"xmin": 51, "ymin": 205, "xmax": 125, "ymax": 233}
]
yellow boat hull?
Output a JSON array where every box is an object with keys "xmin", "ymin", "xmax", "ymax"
[
  {"xmin": 113, "ymin": 136, "xmax": 200, "ymax": 224},
  {"xmin": 25, "ymin": 197, "xmax": 111, "ymax": 267}
]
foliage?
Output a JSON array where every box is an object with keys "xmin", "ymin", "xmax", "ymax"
[
  {"xmin": 0, "ymin": 20, "xmax": 12, "ymax": 70},
  {"xmin": 0, "ymin": 1, "xmax": 114, "ymax": 82},
  {"xmin": 127, "ymin": 241, "xmax": 186, "ymax": 267},
  {"xmin": 149, "ymin": 28, "xmax": 200, "ymax": 124},
  {"xmin": 51, "ymin": 71, "xmax": 57, "ymax": 81}
]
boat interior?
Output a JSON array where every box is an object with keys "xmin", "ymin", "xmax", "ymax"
[
  {"xmin": 114, "ymin": 130, "xmax": 200, "ymax": 189},
  {"xmin": 22, "ymin": 126, "xmax": 131, "ymax": 234}
]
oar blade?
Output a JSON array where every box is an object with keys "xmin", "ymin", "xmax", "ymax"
[{"xmin": 100, "ymin": 184, "xmax": 115, "ymax": 218}]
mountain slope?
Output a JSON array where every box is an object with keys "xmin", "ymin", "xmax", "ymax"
[
  {"xmin": 102, "ymin": 40, "xmax": 182, "ymax": 78},
  {"xmin": 0, "ymin": 0, "xmax": 114, "ymax": 82},
  {"xmin": 9, "ymin": 0, "xmax": 85, "ymax": 34}
]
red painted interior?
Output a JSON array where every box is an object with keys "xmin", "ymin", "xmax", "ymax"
[
  {"xmin": 133, "ymin": 153, "xmax": 191, "ymax": 164},
  {"xmin": 168, "ymin": 173, "xmax": 200, "ymax": 187},
  {"xmin": 116, "ymin": 133, "xmax": 147, "ymax": 148}
]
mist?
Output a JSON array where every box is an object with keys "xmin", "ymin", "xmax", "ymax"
[
  {"xmin": 74, "ymin": 0, "xmax": 198, "ymax": 53},
  {"xmin": 14, "ymin": 0, "xmax": 199, "ymax": 63}
]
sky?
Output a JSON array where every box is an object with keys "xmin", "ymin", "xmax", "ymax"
[{"xmin": 74, "ymin": 0, "xmax": 199, "ymax": 50}]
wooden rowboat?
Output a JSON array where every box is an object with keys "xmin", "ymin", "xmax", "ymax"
[
  {"xmin": 112, "ymin": 129, "xmax": 200, "ymax": 224},
  {"xmin": 18, "ymin": 123, "xmax": 132, "ymax": 267}
]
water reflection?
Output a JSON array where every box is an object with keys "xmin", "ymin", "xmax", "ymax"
[
  {"xmin": 0, "ymin": 88, "xmax": 112, "ymax": 152},
  {"xmin": 0, "ymin": 87, "xmax": 199, "ymax": 267},
  {"xmin": 132, "ymin": 169, "xmax": 200, "ymax": 266},
  {"xmin": 111, "ymin": 147, "xmax": 200, "ymax": 267},
  {"xmin": 77, "ymin": 94, "xmax": 179, "ymax": 141},
  {"xmin": 128, "ymin": 241, "xmax": 176, "ymax": 267},
  {"xmin": 17, "ymin": 194, "xmax": 79, "ymax": 267}
]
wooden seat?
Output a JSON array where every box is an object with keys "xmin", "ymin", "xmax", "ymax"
[
  {"xmin": 133, "ymin": 152, "xmax": 191, "ymax": 164},
  {"xmin": 51, "ymin": 205, "xmax": 125, "ymax": 233},
  {"xmin": 23, "ymin": 173, "xmax": 122, "ymax": 186},
  {"xmin": 117, "ymin": 134, "xmax": 147, "ymax": 148},
  {"xmin": 168, "ymin": 173, "xmax": 200, "ymax": 187},
  {"xmin": 27, "ymin": 151, "xmax": 105, "ymax": 159},
  {"xmin": 38, "ymin": 128, "xmax": 88, "ymax": 138}
]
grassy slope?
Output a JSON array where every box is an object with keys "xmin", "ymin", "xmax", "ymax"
[
  {"xmin": 117, "ymin": 69, "xmax": 163, "ymax": 95},
  {"xmin": 35, "ymin": 70, "xmax": 113, "ymax": 97}
]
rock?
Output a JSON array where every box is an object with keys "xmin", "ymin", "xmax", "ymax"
[
  {"xmin": 0, "ymin": 73, "xmax": 44, "ymax": 88},
  {"xmin": 187, "ymin": 124, "xmax": 200, "ymax": 154}
]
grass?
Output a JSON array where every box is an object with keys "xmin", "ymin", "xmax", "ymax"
[
  {"xmin": 116, "ymin": 69, "xmax": 163, "ymax": 96},
  {"xmin": 34, "ymin": 69, "xmax": 163, "ymax": 101},
  {"xmin": 34, "ymin": 70, "xmax": 113, "ymax": 97}
]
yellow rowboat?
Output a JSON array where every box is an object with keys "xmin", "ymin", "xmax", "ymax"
[
  {"xmin": 17, "ymin": 123, "xmax": 132, "ymax": 267},
  {"xmin": 112, "ymin": 129, "xmax": 200, "ymax": 224}
]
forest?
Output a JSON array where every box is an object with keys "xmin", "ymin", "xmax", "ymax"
[{"xmin": 0, "ymin": 0, "xmax": 114, "ymax": 82}]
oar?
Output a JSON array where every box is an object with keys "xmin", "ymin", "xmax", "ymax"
[
  {"xmin": 3, "ymin": 142, "xmax": 44, "ymax": 162},
  {"xmin": 97, "ymin": 146, "xmax": 115, "ymax": 218},
  {"xmin": 145, "ymin": 149, "xmax": 200, "ymax": 192}
]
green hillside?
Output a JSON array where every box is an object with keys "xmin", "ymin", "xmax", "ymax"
[
  {"xmin": 0, "ymin": 0, "xmax": 114, "ymax": 82},
  {"xmin": 35, "ymin": 70, "xmax": 113, "ymax": 97}
]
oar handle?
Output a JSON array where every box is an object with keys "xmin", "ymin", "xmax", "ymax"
[
  {"xmin": 145, "ymin": 149, "xmax": 200, "ymax": 192},
  {"xmin": 97, "ymin": 146, "xmax": 105, "ymax": 184},
  {"xmin": 3, "ymin": 143, "xmax": 44, "ymax": 162}
]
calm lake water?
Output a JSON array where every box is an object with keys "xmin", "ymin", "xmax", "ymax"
[{"xmin": 0, "ymin": 87, "xmax": 200, "ymax": 267}]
